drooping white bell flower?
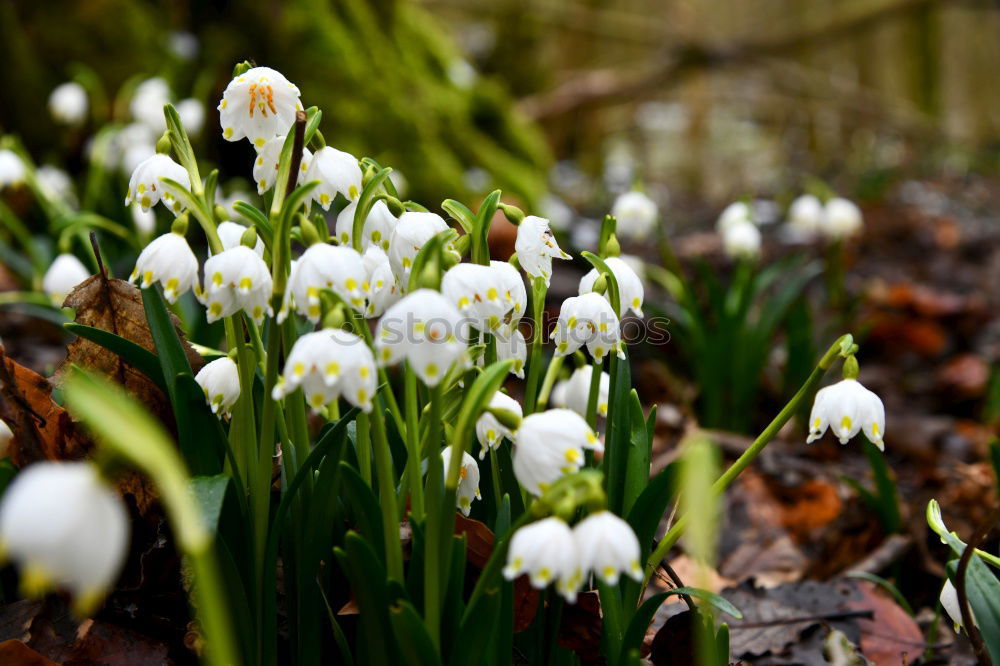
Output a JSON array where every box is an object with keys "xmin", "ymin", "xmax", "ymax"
[
  {"xmin": 513, "ymin": 408, "xmax": 601, "ymax": 496},
  {"xmin": 219, "ymin": 66, "xmax": 303, "ymax": 147},
  {"xmin": 199, "ymin": 245, "xmax": 273, "ymax": 325},
  {"xmin": 121, "ymin": 142, "xmax": 157, "ymax": 178},
  {"xmin": 278, "ymin": 243, "xmax": 367, "ymax": 322},
  {"xmin": 503, "ymin": 517, "xmax": 582, "ymax": 602},
  {"xmin": 550, "ymin": 292, "xmax": 624, "ymax": 361},
  {"xmin": 440, "ymin": 447, "xmax": 481, "ymax": 515},
  {"xmin": 514, "ymin": 215, "xmax": 570, "ymax": 286},
  {"xmin": 374, "ymin": 289, "xmax": 469, "ymax": 386},
  {"xmin": 475, "ymin": 391, "xmax": 523, "ymax": 459},
  {"xmin": 304, "ymin": 146, "xmax": 362, "ymax": 210},
  {"xmin": 722, "ymin": 221, "xmax": 762, "ymax": 260},
  {"xmin": 387, "ymin": 212, "xmax": 450, "ymax": 284},
  {"xmin": 48, "ymin": 82, "xmax": 88, "ymax": 126},
  {"xmin": 131, "ymin": 204, "xmax": 156, "ymax": 235},
  {"xmin": 336, "ymin": 199, "xmax": 397, "ymax": 252},
  {"xmin": 176, "ymin": 98, "xmax": 205, "ymax": 137},
  {"xmin": 806, "ymin": 378, "xmax": 885, "ymax": 450},
  {"xmin": 129, "ymin": 231, "xmax": 199, "ymax": 303},
  {"xmin": 442, "ymin": 263, "xmax": 511, "ymax": 333},
  {"xmin": 194, "ymin": 357, "xmax": 241, "ymax": 416},
  {"xmin": 821, "ymin": 197, "xmax": 863, "ymax": 240},
  {"xmin": 557, "ymin": 365, "xmax": 609, "ymax": 418},
  {"xmin": 611, "ymin": 191, "xmax": 658, "ymax": 240},
  {"xmin": 0, "ymin": 462, "xmax": 129, "ymax": 616},
  {"xmin": 573, "ymin": 511, "xmax": 643, "ymax": 585},
  {"xmin": 362, "ymin": 246, "xmax": 401, "ymax": 318},
  {"xmin": 216, "ymin": 221, "xmax": 265, "ymax": 256},
  {"xmin": 252, "ymin": 135, "xmax": 312, "ymax": 195},
  {"xmin": 35, "ymin": 166, "xmax": 77, "ymax": 207},
  {"xmin": 940, "ymin": 580, "xmax": 977, "ymax": 631},
  {"xmin": 130, "ymin": 77, "xmax": 172, "ymax": 133},
  {"xmin": 492, "ymin": 260, "xmax": 527, "ymax": 331},
  {"xmin": 787, "ymin": 194, "xmax": 823, "ymax": 235},
  {"xmin": 125, "ymin": 153, "xmax": 190, "ymax": 215},
  {"xmin": 0, "ymin": 419, "xmax": 13, "ymax": 459},
  {"xmin": 0, "ymin": 150, "xmax": 26, "ymax": 189},
  {"xmin": 716, "ymin": 201, "xmax": 753, "ymax": 234},
  {"xmin": 578, "ymin": 256, "xmax": 644, "ymax": 318},
  {"xmin": 42, "ymin": 254, "xmax": 90, "ymax": 305},
  {"xmin": 271, "ymin": 329, "xmax": 376, "ymax": 412},
  {"xmin": 496, "ymin": 328, "xmax": 527, "ymax": 378}
]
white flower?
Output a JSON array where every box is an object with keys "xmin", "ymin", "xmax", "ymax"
[
  {"xmin": 130, "ymin": 77, "xmax": 172, "ymax": 133},
  {"xmin": 611, "ymin": 191, "xmax": 658, "ymax": 240},
  {"xmin": 125, "ymin": 153, "xmax": 190, "ymax": 215},
  {"xmin": 578, "ymin": 256, "xmax": 644, "ymax": 318},
  {"xmin": 0, "ymin": 150, "xmax": 26, "ymax": 189},
  {"xmin": 42, "ymin": 254, "xmax": 90, "ymax": 305},
  {"xmin": 252, "ymin": 135, "xmax": 312, "ymax": 195},
  {"xmin": 194, "ymin": 357, "xmax": 241, "ymax": 416},
  {"xmin": 722, "ymin": 221, "xmax": 762, "ymax": 260},
  {"xmin": 442, "ymin": 263, "xmax": 511, "ymax": 333},
  {"xmin": 940, "ymin": 580, "xmax": 977, "ymax": 631},
  {"xmin": 168, "ymin": 31, "xmax": 199, "ymax": 60},
  {"xmin": 218, "ymin": 66, "xmax": 302, "ymax": 147},
  {"xmin": 48, "ymin": 82, "xmax": 88, "ymax": 126},
  {"xmin": 513, "ymin": 409, "xmax": 601, "ymax": 496},
  {"xmin": 199, "ymin": 246, "xmax": 273, "ymax": 325},
  {"xmin": 362, "ymin": 246, "xmax": 401, "ymax": 318},
  {"xmin": 131, "ymin": 204, "xmax": 156, "ymax": 235},
  {"xmin": 272, "ymin": 329, "xmax": 376, "ymax": 412},
  {"xmin": 336, "ymin": 199, "xmax": 397, "ymax": 251},
  {"xmin": 493, "ymin": 260, "xmax": 527, "ymax": 330},
  {"xmin": 556, "ymin": 366, "xmax": 609, "ymax": 418},
  {"xmin": 716, "ymin": 201, "xmax": 753, "ymax": 234},
  {"xmin": 496, "ymin": 328, "xmax": 527, "ymax": 378},
  {"xmin": 514, "ymin": 215, "xmax": 570, "ymax": 286},
  {"xmin": 176, "ymin": 98, "xmax": 205, "ymax": 137},
  {"xmin": 806, "ymin": 378, "xmax": 885, "ymax": 450},
  {"xmin": 787, "ymin": 194, "xmax": 823, "ymax": 235},
  {"xmin": 550, "ymin": 292, "xmax": 624, "ymax": 361},
  {"xmin": 440, "ymin": 447, "xmax": 481, "ymax": 515},
  {"xmin": 503, "ymin": 517, "xmax": 582, "ymax": 602},
  {"xmin": 216, "ymin": 221, "xmax": 264, "ymax": 256},
  {"xmin": 121, "ymin": 142, "xmax": 156, "ymax": 177},
  {"xmin": 821, "ymin": 197, "xmax": 862, "ymax": 240},
  {"xmin": 304, "ymin": 147, "xmax": 362, "ymax": 209},
  {"xmin": 130, "ymin": 231, "xmax": 199, "ymax": 303},
  {"xmin": 573, "ymin": 511, "xmax": 642, "ymax": 585},
  {"xmin": 375, "ymin": 289, "xmax": 469, "ymax": 386},
  {"xmin": 475, "ymin": 391, "xmax": 522, "ymax": 459},
  {"xmin": 0, "ymin": 462, "xmax": 129, "ymax": 615},
  {"xmin": 279, "ymin": 244, "xmax": 367, "ymax": 322},
  {"xmin": 387, "ymin": 212, "xmax": 450, "ymax": 284},
  {"xmin": 0, "ymin": 419, "xmax": 12, "ymax": 459},
  {"xmin": 36, "ymin": 166, "xmax": 77, "ymax": 207}
]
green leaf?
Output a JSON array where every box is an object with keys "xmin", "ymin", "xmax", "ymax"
[
  {"xmin": 63, "ymin": 323, "xmax": 166, "ymax": 390},
  {"xmin": 441, "ymin": 199, "xmax": 475, "ymax": 234},
  {"xmin": 605, "ymin": 352, "xmax": 632, "ymax": 514},
  {"xmin": 190, "ymin": 475, "xmax": 231, "ymax": 535},
  {"xmin": 0, "ymin": 458, "xmax": 18, "ymax": 495},
  {"xmin": 334, "ymin": 532, "xmax": 395, "ymax": 666},
  {"xmin": 622, "ymin": 390, "xmax": 651, "ymax": 517},
  {"xmin": 668, "ymin": 587, "xmax": 742, "ymax": 619},
  {"xmin": 389, "ymin": 595, "xmax": 443, "ymax": 666},
  {"xmin": 471, "ymin": 190, "xmax": 501, "ymax": 265},
  {"xmin": 625, "ymin": 462, "xmax": 679, "ymax": 553},
  {"xmin": 232, "ymin": 201, "xmax": 273, "ymax": 245},
  {"xmin": 947, "ymin": 558, "xmax": 1000, "ymax": 664},
  {"xmin": 340, "ymin": 462, "xmax": 388, "ymax": 563},
  {"xmin": 352, "ymin": 167, "xmax": 394, "ymax": 252}
]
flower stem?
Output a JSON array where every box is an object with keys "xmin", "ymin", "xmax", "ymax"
[
  {"xmin": 355, "ymin": 411, "xmax": 372, "ymax": 485},
  {"xmin": 423, "ymin": 382, "xmax": 445, "ymax": 647},
  {"xmin": 585, "ymin": 357, "xmax": 603, "ymax": 429},
  {"xmin": 405, "ymin": 366, "xmax": 425, "ymax": 518},
  {"xmin": 523, "ymin": 278, "xmax": 547, "ymax": 415},
  {"xmin": 535, "ymin": 354, "xmax": 564, "ymax": 411},
  {"xmin": 369, "ymin": 406, "xmax": 404, "ymax": 581}
]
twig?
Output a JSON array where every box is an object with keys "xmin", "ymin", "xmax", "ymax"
[
  {"xmin": 660, "ymin": 560, "xmax": 698, "ymax": 614},
  {"xmin": 955, "ymin": 506, "xmax": 1000, "ymax": 666},
  {"xmin": 729, "ymin": 610, "xmax": 874, "ymax": 630},
  {"xmin": 841, "ymin": 534, "xmax": 913, "ymax": 576}
]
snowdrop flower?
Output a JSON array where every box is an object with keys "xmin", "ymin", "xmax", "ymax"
[
  {"xmin": 550, "ymin": 293, "xmax": 624, "ymax": 361},
  {"xmin": 219, "ymin": 66, "xmax": 302, "ymax": 147},
  {"xmin": 130, "ymin": 231, "xmax": 199, "ymax": 303},
  {"xmin": 514, "ymin": 215, "xmax": 570, "ymax": 286},
  {"xmin": 0, "ymin": 150, "xmax": 26, "ymax": 189},
  {"xmin": 252, "ymin": 135, "xmax": 311, "ymax": 195},
  {"xmin": 362, "ymin": 246, "xmax": 401, "ymax": 318},
  {"xmin": 578, "ymin": 256, "xmax": 644, "ymax": 318},
  {"xmin": 496, "ymin": 328, "xmax": 527, "ymax": 378},
  {"xmin": 503, "ymin": 517, "xmax": 582, "ymax": 602},
  {"xmin": 216, "ymin": 221, "xmax": 264, "ymax": 256},
  {"xmin": 440, "ymin": 447, "xmax": 481, "ymax": 515},
  {"xmin": 125, "ymin": 153, "xmax": 190, "ymax": 215},
  {"xmin": 278, "ymin": 244, "xmax": 367, "ymax": 322},
  {"xmin": 305, "ymin": 147, "xmax": 362, "ymax": 209},
  {"xmin": 821, "ymin": 197, "xmax": 863, "ymax": 240},
  {"xmin": 557, "ymin": 366, "xmax": 609, "ymax": 417},
  {"xmin": 130, "ymin": 77, "xmax": 171, "ymax": 132},
  {"xmin": 0, "ymin": 419, "xmax": 11, "ymax": 458},
  {"xmin": 122, "ymin": 143, "xmax": 157, "ymax": 178},
  {"xmin": 199, "ymin": 246, "xmax": 273, "ymax": 325},
  {"xmin": 475, "ymin": 391, "xmax": 522, "ymax": 459},
  {"xmin": 573, "ymin": 511, "xmax": 642, "ymax": 585},
  {"xmin": 716, "ymin": 201, "xmax": 753, "ymax": 234},
  {"xmin": 940, "ymin": 580, "xmax": 976, "ymax": 631},
  {"xmin": 48, "ymin": 82, "xmax": 88, "ymax": 126},
  {"xmin": 493, "ymin": 260, "xmax": 527, "ymax": 329},
  {"xmin": 513, "ymin": 409, "xmax": 601, "ymax": 496},
  {"xmin": 611, "ymin": 191, "xmax": 658, "ymax": 240},
  {"xmin": 42, "ymin": 254, "xmax": 90, "ymax": 304},
  {"xmin": 806, "ymin": 378, "xmax": 885, "ymax": 450},
  {"xmin": 722, "ymin": 221, "xmax": 761, "ymax": 260},
  {"xmin": 442, "ymin": 263, "xmax": 511, "ymax": 333},
  {"xmin": 336, "ymin": 199, "xmax": 397, "ymax": 251},
  {"xmin": 272, "ymin": 329, "xmax": 376, "ymax": 412},
  {"xmin": 0, "ymin": 462, "xmax": 129, "ymax": 615},
  {"xmin": 387, "ymin": 212, "xmax": 450, "ymax": 283},
  {"xmin": 35, "ymin": 166, "xmax": 77, "ymax": 207},
  {"xmin": 194, "ymin": 357, "xmax": 241, "ymax": 416},
  {"xmin": 131, "ymin": 204, "xmax": 156, "ymax": 235},
  {"xmin": 168, "ymin": 31, "xmax": 199, "ymax": 60},
  {"xmin": 375, "ymin": 289, "xmax": 469, "ymax": 386},
  {"xmin": 176, "ymin": 98, "xmax": 205, "ymax": 137},
  {"xmin": 787, "ymin": 194, "xmax": 823, "ymax": 235}
]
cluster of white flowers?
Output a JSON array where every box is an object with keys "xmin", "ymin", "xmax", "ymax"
[
  {"xmin": 716, "ymin": 201, "xmax": 761, "ymax": 260},
  {"xmin": 786, "ymin": 194, "xmax": 863, "ymax": 241}
]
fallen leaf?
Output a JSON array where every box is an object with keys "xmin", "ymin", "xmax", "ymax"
[
  {"xmin": 936, "ymin": 354, "xmax": 989, "ymax": 398},
  {"xmin": 557, "ymin": 590, "xmax": 603, "ymax": 663},
  {"xmin": 0, "ymin": 640, "xmax": 59, "ymax": 666},
  {"xmin": 650, "ymin": 610, "xmax": 698, "ymax": 665},
  {"xmin": 846, "ymin": 582, "xmax": 923, "ymax": 666}
]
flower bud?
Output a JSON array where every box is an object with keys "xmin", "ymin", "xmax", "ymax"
[{"xmin": 498, "ymin": 202, "xmax": 525, "ymax": 225}]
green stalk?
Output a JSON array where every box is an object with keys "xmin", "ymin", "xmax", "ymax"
[
  {"xmin": 585, "ymin": 358, "xmax": 603, "ymax": 429},
  {"xmin": 535, "ymin": 354, "xmax": 564, "ymax": 411},
  {"xmin": 423, "ymin": 382, "xmax": 445, "ymax": 646},
  {"xmin": 356, "ymin": 411, "xmax": 372, "ymax": 485},
  {"xmin": 370, "ymin": 406, "xmax": 404, "ymax": 581},
  {"xmin": 523, "ymin": 278, "xmax": 547, "ymax": 415},
  {"xmin": 405, "ymin": 366, "xmax": 425, "ymax": 518}
]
